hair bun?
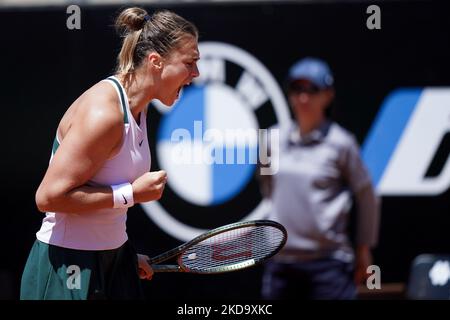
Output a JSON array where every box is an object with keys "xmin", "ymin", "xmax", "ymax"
[{"xmin": 115, "ymin": 7, "xmax": 148, "ymax": 34}]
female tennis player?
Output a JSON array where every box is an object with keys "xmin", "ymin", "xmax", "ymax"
[{"xmin": 20, "ymin": 7, "xmax": 200, "ymax": 300}]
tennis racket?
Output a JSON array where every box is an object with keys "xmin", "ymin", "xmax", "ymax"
[{"xmin": 147, "ymin": 220, "xmax": 287, "ymax": 274}]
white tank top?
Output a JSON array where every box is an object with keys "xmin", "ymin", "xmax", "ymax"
[{"xmin": 36, "ymin": 76, "xmax": 151, "ymax": 250}]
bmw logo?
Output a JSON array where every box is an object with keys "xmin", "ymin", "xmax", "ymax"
[{"xmin": 142, "ymin": 42, "xmax": 290, "ymax": 241}]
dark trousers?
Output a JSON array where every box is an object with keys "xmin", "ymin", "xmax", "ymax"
[{"xmin": 261, "ymin": 258, "xmax": 357, "ymax": 300}]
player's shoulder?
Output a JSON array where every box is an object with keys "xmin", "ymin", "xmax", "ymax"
[
  {"xmin": 76, "ymin": 80, "xmax": 123, "ymax": 125},
  {"xmin": 83, "ymin": 79, "xmax": 120, "ymax": 110}
]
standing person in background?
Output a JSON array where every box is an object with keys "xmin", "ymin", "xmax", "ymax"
[
  {"xmin": 21, "ymin": 7, "xmax": 200, "ymax": 300},
  {"xmin": 259, "ymin": 57, "xmax": 380, "ymax": 299}
]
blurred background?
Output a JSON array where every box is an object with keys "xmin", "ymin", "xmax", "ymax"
[{"xmin": 1, "ymin": 0, "xmax": 449, "ymax": 300}]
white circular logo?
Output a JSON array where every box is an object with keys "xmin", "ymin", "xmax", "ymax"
[{"xmin": 141, "ymin": 42, "xmax": 290, "ymax": 241}]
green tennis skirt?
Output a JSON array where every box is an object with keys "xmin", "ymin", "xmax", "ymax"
[{"xmin": 20, "ymin": 239, "xmax": 144, "ymax": 300}]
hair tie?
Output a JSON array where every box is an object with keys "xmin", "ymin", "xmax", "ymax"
[{"xmin": 143, "ymin": 14, "xmax": 151, "ymax": 22}]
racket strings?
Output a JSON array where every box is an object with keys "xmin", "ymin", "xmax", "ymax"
[{"xmin": 181, "ymin": 225, "xmax": 285, "ymax": 272}]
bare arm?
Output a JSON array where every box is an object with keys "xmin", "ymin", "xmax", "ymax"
[
  {"xmin": 353, "ymin": 184, "xmax": 380, "ymax": 284},
  {"xmin": 35, "ymin": 87, "xmax": 166, "ymax": 214},
  {"xmin": 340, "ymin": 136, "xmax": 381, "ymax": 284},
  {"xmin": 257, "ymin": 171, "xmax": 273, "ymax": 199},
  {"xmin": 35, "ymin": 88, "xmax": 124, "ymax": 214}
]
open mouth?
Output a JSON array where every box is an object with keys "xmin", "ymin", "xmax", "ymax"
[
  {"xmin": 176, "ymin": 81, "xmax": 192, "ymax": 98},
  {"xmin": 176, "ymin": 87, "xmax": 183, "ymax": 100}
]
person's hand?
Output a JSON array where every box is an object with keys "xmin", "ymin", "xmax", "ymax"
[
  {"xmin": 137, "ymin": 253, "xmax": 153, "ymax": 280},
  {"xmin": 354, "ymin": 245, "xmax": 372, "ymax": 285},
  {"xmin": 132, "ymin": 170, "xmax": 167, "ymax": 203}
]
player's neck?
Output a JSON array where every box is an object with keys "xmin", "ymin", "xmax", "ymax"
[{"xmin": 118, "ymin": 71, "xmax": 154, "ymax": 122}]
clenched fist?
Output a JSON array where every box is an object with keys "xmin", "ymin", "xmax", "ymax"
[{"xmin": 132, "ymin": 170, "xmax": 167, "ymax": 203}]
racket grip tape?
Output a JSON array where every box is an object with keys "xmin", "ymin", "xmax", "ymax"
[{"xmin": 151, "ymin": 265, "xmax": 182, "ymax": 272}]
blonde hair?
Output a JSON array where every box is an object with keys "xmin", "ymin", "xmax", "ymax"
[{"xmin": 115, "ymin": 7, "xmax": 198, "ymax": 76}]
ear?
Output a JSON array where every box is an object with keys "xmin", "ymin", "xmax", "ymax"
[
  {"xmin": 147, "ymin": 52, "xmax": 163, "ymax": 70},
  {"xmin": 325, "ymin": 88, "xmax": 335, "ymax": 103}
]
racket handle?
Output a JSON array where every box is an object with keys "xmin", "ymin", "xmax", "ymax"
[{"xmin": 151, "ymin": 265, "xmax": 182, "ymax": 273}]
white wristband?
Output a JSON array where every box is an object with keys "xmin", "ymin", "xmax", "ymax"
[{"xmin": 111, "ymin": 183, "xmax": 134, "ymax": 209}]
